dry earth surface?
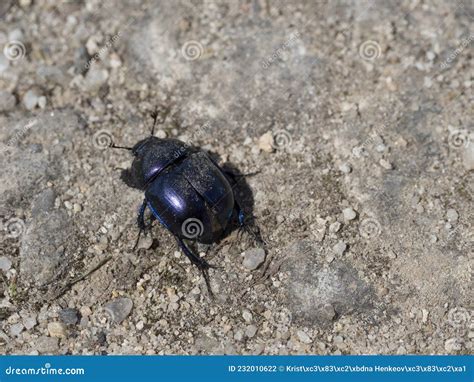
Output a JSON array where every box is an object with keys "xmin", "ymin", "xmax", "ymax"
[{"xmin": 0, "ymin": 0, "xmax": 473, "ymax": 355}]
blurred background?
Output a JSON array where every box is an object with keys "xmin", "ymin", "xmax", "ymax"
[{"xmin": 0, "ymin": 0, "xmax": 472, "ymax": 355}]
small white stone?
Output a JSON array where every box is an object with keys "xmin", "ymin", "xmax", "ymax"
[
  {"xmin": 342, "ymin": 207, "xmax": 357, "ymax": 221},
  {"xmin": 297, "ymin": 330, "xmax": 312, "ymax": 344},
  {"xmin": 109, "ymin": 52, "xmax": 122, "ymax": 68},
  {"xmin": 333, "ymin": 241, "xmax": 347, "ymax": 256},
  {"xmin": 242, "ymin": 248, "xmax": 265, "ymax": 270},
  {"xmin": 155, "ymin": 130, "xmax": 167, "ymax": 139},
  {"xmin": 258, "ymin": 132, "xmax": 274, "ymax": 153},
  {"xmin": 446, "ymin": 209, "xmax": 458, "ymax": 222},
  {"xmin": 137, "ymin": 235, "xmax": 153, "ymax": 250},
  {"xmin": 47, "ymin": 322, "xmax": 67, "ymax": 338},
  {"xmin": 379, "ymin": 158, "xmax": 393, "ymax": 170},
  {"xmin": 426, "ymin": 51, "xmax": 436, "ymax": 61},
  {"xmin": 421, "ymin": 309, "xmax": 429, "ymax": 323},
  {"xmin": 242, "ymin": 310, "xmax": 253, "ymax": 323},
  {"xmin": 23, "ymin": 89, "xmax": 40, "ymax": 110},
  {"xmin": 23, "ymin": 315, "xmax": 37, "ymax": 330},
  {"xmin": 339, "ymin": 163, "xmax": 351, "ymax": 173},
  {"xmin": 329, "ymin": 221, "xmax": 342, "ymax": 233},
  {"xmin": 38, "ymin": 96, "xmax": 47, "ymax": 109},
  {"xmin": 245, "ymin": 325, "xmax": 258, "ymax": 338},
  {"xmin": 10, "ymin": 323, "xmax": 24, "ymax": 337},
  {"xmin": 0, "ymin": 256, "xmax": 12, "ymax": 272}
]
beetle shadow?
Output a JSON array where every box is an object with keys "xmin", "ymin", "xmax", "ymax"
[{"xmin": 205, "ymin": 150, "xmax": 263, "ymax": 246}]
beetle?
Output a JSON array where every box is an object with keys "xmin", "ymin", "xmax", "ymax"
[{"xmin": 111, "ymin": 109, "xmax": 263, "ymax": 293}]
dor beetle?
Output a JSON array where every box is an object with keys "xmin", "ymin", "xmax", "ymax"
[{"xmin": 111, "ymin": 109, "xmax": 263, "ymax": 293}]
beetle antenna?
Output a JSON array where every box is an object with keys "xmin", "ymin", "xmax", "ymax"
[{"xmin": 109, "ymin": 143, "xmax": 133, "ymax": 151}]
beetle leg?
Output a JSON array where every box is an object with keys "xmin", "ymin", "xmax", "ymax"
[
  {"xmin": 133, "ymin": 199, "xmax": 156, "ymax": 250},
  {"xmin": 176, "ymin": 237, "xmax": 216, "ymax": 297},
  {"xmin": 234, "ymin": 200, "xmax": 266, "ymax": 247}
]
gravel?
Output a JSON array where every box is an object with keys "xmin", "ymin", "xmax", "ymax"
[
  {"xmin": 242, "ymin": 248, "xmax": 266, "ymax": 270},
  {"xmin": 104, "ymin": 298, "xmax": 133, "ymax": 324},
  {"xmin": 47, "ymin": 322, "xmax": 67, "ymax": 338},
  {"xmin": 333, "ymin": 241, "xmax": 347, "ymax": 256},
  {"xmin": 59, "ymin": 308, "xmax": 80, "ymax": 325},
  {"xmin": 0, "ymin": 256, "xmax": 12, "ymax": 272},
  {"xmin": 342, "ymin": 207, "xmax": 357, "ymax": 221}
]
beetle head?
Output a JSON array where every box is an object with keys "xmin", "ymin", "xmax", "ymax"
[{"xmin": 121, "ymin": 136, "xmax": 189, "ymax": 190}]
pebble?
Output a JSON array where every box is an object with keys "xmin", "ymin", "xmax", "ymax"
[
  {"xmin": 333, "ymin": 241, "xmax": 347, "ymax": 256},
  {"xmin": 23, "ymin": 89, "xmax": 40, "ymax": 110},
  {"xmin": 242, "ymin": 248, "xmax": 266, "ymax": 270},
  {"xmin": 80, "ymin": 306, "xmax": 92, "ymax": 317},
  {"xmin": 446, "ymin": 209, "xmax": 458, "ymax": 222},
  {"xmin": 35, "ymin": 336, "xmax": 59, "ymax": 354},
  {"xmin": 59, "ymin": 308, "xmax": 80, "ymax": 325},
  {"xmin": 379, "ymin": 158, "xmax": 393, "ymax": 170},
  {"xmin": 320, "ymin": 303, "xmax": 336, "ymax": 322},
  {"xmin": 296, "ymin": 330, "xmax": 312, "ymax": 344},
  {"xmin": 0, "ymin": 91, "xmax": 15, "ymax": 111},
  {"xmin": 0, "ymin": 256, "xmax": 12, "ymax": 272},
  {"xmin": 83, "ymin": 67, "xmax": 109, "ymax": 92},
  {"xmin": 339, "ymin": 163, "xmax": 352, "ymax": 174},
  {"xmin": 38, "ymin": 96, "xmax": 47, "ymax": 109},
  {"xmin": 329, "ymin": 221, "xmax": 342, "ymax": 233},
  {"xmin": 342, "ymin": 207, "xmax": 357, "ymax": 221},
  {"xmin": 245, "ymin": 325, "xmax": 258, "ymax": 338},
  {"xmin": 137, "ymin": 235, "xmax": 153, "ymax": 250},
  {"xmin": 47, "ymin": 322, "xmax": 67, "ymax": 338},
  {"xmin": 104, "ymin": 297, "xmax": 133, "ymax": 323},
  {"xmin": 234, "ymin": 329, "xmax": 244, "ymax": 341},
  {"xmin": 23, "ymin": 315, "xmax": 37, "ymax": 330},
  {"xmin": 10, "ymin": 323, "xmax": 24, "ymax": 337},
  {"xmin": 155, "ymin": 129, "xmax": 167, "ymax": 139},
  {"xmin": 258, "ymin": 132, "xmax": 274, "ymax": 153},
  {"xmin": 242, "ymin": 310, "xmax": 253, "ymax": 323},
  {"xmin": 444, "ymin": 338, "xmax": 462, "ymax": 353},
  {"xmin": 109, "ymin": 52, "xmax": 122, "ymax": 68}
]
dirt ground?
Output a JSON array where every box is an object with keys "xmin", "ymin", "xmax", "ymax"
[{"xmin": 0, "ymin": 0, "xmax": 472, "ymax": 355}]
